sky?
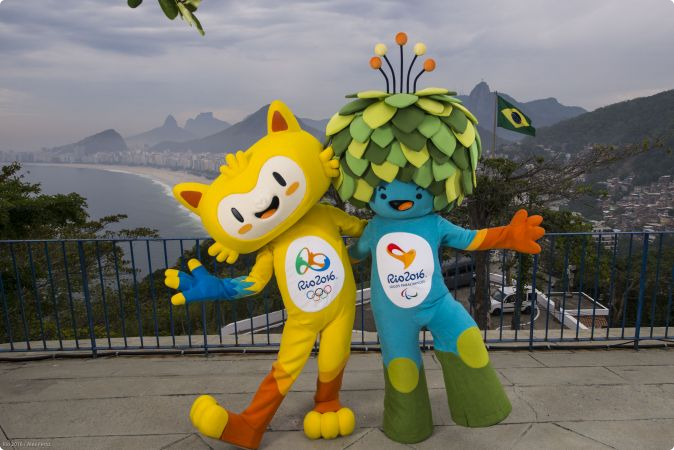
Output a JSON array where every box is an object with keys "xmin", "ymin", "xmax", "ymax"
[{"xmin": 1, "ymin": 0, "xmax": 673, "ymax": 151}]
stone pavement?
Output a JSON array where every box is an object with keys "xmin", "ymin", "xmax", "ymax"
[{"xmin": 1, "ymin": 348, "xmax": 673, "ymax": 450}]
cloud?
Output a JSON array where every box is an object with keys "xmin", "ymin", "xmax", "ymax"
[{"xmin": 0, "ymin": 0, "xmax": 673, "ymax": 150}]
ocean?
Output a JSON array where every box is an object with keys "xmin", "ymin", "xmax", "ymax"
[{"xmin": 21, "ymin": 164, "xmax": 207, "ymax": 238}]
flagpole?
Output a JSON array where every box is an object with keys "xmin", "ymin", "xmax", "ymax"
[{"xmin": 491, "ymin": 90, "xmax": 498, "ymax": 158}]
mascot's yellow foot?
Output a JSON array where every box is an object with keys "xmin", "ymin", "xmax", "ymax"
[
  {"xmin": 190, "ymin": 395, "xmax": 229, "ymax": 439},
  {"xmin": 303, "ymin": 407, "xmax": 355, "ymax": 440}
]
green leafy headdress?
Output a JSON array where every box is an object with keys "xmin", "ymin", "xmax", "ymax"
[{"xmin": 327, "ymin": 33, "xmax": 481, "ymax": 210}]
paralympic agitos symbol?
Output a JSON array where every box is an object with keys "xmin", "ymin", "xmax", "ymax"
[
  {"xmin": 295, "ymin": 247, "xmax": 331, "ymax": 275},
  {"xmin": 386, "ymin": 243, "xmax": 416, "ymax": 269}
]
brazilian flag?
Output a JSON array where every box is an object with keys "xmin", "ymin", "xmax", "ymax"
[{"xmin": 497, "ymin": 95, "xmax": 535, "ymax": 136}]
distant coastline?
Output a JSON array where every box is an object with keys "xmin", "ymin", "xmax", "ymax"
[{"xmin": 25, "ymin": 163, "xmax": 214, "ymax": 196}]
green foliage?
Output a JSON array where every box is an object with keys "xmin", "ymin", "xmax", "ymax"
[
  {"xmin": 327, "ymin": 89, "xmax": 481, "ymax": 210},
  {"xmin": 128, "ymin": 0, "xmax": 205, "ymax": 35}
]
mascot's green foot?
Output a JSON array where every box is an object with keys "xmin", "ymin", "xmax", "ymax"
[
  {"xmin": 382, "ymin": 362, "xmax": 433, "ymax": 443},
  {"xmin": 434, "ymin": 349, "xmax": 511, "ymax": 427}
]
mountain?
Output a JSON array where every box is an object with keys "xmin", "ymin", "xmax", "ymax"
[
  {"xmin": 457, "ymin": 81, "xmax": 587, "ymax": 142},
  {"xmin": 126, "ymin": 115, "xmax": 195, "ymax": 148},
  {"xmin": 522, "ymin": 88, "xmax": 674, "ymax": 186},
  {"xmin": 525, "ymin": 89, "xmax": 674, "ymax": 151},
  {"xmin": 299, "ymin": 117, "xmax": 329, "ymax": 134},
  {"xmin": 184, "ymin": 112, "xmax": 231, "ymax": 138},
  {"xmin": 50, "ymin": 129, "xmax": 128, "ymax": 156},
  {"xmin": 151, "ymin": 105, "xmax": 325, "ymax": 154}
]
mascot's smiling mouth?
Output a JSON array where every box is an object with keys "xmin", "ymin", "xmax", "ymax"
[
  {"xmin": 389, "ymin": 200, "xmax": 414, "ymax": 211},
  {"xmin": 255, "ymin": 196, "xmax": 280, "ymax": 219}
]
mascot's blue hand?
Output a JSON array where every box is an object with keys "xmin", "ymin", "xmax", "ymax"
[{"xmin": 164, "ymin": 259, "xmax": 254, "ymax": 305}]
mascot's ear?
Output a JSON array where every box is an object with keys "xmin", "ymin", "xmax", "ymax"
[
  {"xmin": 173, "ymin": 182, "xmax": 208, "ymax": 214},
  {"xmin": 267, "ymin": 100, "xmax": 302, "ymax": 134}
]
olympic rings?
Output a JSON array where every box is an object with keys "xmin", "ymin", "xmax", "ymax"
[{"xmin": 306, "ymin": 284, "xmax": 332, "ymax": 301}]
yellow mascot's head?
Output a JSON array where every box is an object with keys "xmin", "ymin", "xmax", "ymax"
[{"xmin": 173, "ymin": 100, "xmax": 331, "ymax": 263}]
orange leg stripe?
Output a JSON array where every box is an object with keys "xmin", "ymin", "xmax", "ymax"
[
  {"xmin": 220, "ymin": 368, "xmax": 286, "ymax": 449},
  {"xmin": 313, "ymin": 368, "xmax": 345, "ymax": 413}
]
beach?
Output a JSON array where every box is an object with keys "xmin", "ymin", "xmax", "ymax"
[{"xmin": 34, "ymin": 163, "xmax": 215, "ymax": 190}]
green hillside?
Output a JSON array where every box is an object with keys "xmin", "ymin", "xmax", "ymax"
[
  {"xmin": 525, "ymin": 89, "xmax": 674, "ymax": 151},
  {"xmin": 521, "ymin": 89, "xmax": 674, "ymax": 186}
]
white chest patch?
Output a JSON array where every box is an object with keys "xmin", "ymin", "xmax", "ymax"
[
  {"xmin": 375, "ymin": 232, "xmax": 434, "ymax": 308},
  {"xmin": 284, "ymin": 236, "xmax": 345, "ymax": 313}
]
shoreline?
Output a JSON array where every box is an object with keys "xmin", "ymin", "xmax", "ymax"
[{"xmin": 25, "ymin": 162, "xmax": 215, "ymax": 192}]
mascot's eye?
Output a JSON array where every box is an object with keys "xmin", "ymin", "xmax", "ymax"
[
  {"xmin": 272, "ymin": 172, "xmax": 287, "ymax": 186},
  {"xmin": 380, "ymin": 193, "xmax": 387, "ymax": 199},
  {"xmin": 416, "ymin": 193, "xmax": 422, "ymax": 200},
  {"xmin": 231, "ymin": 207, "xmax": 244, "ymax": 223}
]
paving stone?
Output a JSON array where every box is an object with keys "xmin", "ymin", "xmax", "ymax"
[
  {"xmin": 346, "ymin": 427, "xmax": 414, "ymax": 449},
  {"xmin": 608, "ymin": 364, "xmax": 674, "ymax": 384},
  {"xmin": 256, "ymin": 427, "xmax": 371, "ymax": 450},
  {"xmin": 499, "ymin": 366, "xmax": 626, "ymax": 386},
  {"xmin": 513, "ymin": 423, "xmax": 613, "ymax": 449},
  {"xmin": 414, "ymin": 423, "xmax": 530, "ymax": 450},
  {"xmin": 558, "ymin": 418, "xmax": 674, "ymax": 450},
  {"xmin": 162, "ymin": 433, "xmax": 213, "ymax": 449},
  {"xmin": 0, "ymin": 396, "xmax": 196, "ymax": 438},
  {"xmin": 488, "ymin": 351, "xmax": 546, "ymax": 369},
  {"xmin": 515, "ymin": 384, "xmax": 674, "ymax": 422},
  {"xmin": 3, "ymin": 434, "xmax": 187, "ymax": 450},
  {"xmin": 531, "ymin": 349, "xmax": 674, "ymax": 368}
]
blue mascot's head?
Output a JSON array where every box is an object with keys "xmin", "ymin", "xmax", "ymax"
[{"xmin": 369, "ymin": 180, "xmax": 434, "ymax": 219}]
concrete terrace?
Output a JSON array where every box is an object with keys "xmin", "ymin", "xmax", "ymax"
[{"xmin": 1, "ymin": 349, "xmax": 674, "ymax": 450}]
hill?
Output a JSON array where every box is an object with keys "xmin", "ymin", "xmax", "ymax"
[
  {"xmin": 50, "ymin": 129, "xmax": 128, "ymax": 156},
  {"xmin": 126, "ymin": 115, "xmax": 195, "ymax": 148},
  {"xmin": 522, "ymin": 89, "xmax": 674, "ymax": 186},
  {"xmin": 524, "ymin": 89, "xmax": 674, "ymax": 152},
  {"xmin": 151, "ymin": 105, "xmax": 325, "ymax": 154},
  {"xmin": 184, "ymin": 112, "xmax": 231, "ymax": 138}
]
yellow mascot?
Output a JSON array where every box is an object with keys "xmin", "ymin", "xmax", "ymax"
[{"xmin": 165, "ymin": 100, "xmax": 366, "ymax": 449}]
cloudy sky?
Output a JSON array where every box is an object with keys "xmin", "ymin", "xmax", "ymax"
[{"xmin": 1, "ymin": 0, "xmax": 673, "ymax": 150}]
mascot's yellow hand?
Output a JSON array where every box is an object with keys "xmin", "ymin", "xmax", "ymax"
[
  {"xmin": 208, "ymin": 242, "xmax": 240, "ymax": 264},
  {"xmin": 319, "ymin": 147, "xmax": 340, "ymax": 178},
  {"xmin": 220, "ymin": 150, "xmax": 249, "ymax": 178}
]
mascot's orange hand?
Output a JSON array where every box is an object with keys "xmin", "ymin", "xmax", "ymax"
[
  {"xmin": 473, "ymin": 209, "xmax": 545, "ymax": 254},
  {"xmin": 504, "ymin": 209, "xmax": 545, "ymax": 254}
]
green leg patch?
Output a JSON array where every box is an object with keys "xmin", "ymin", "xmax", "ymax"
[
  {"xmin": 382, "ymin": 363, "xmax": 433, "ymax": 443},
  {"xmin": 435, "ymin": 350, "xmax": 512, "ymax": 427}
]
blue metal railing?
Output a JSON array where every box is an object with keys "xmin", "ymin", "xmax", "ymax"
[{"xmin": 0, "ymin": 231, "xmax": 672, "ymax": 356}]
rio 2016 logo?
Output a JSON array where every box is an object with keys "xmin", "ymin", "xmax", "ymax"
[
  {"xmin": 386, "ymin": 243, "xmax": 416, "ymax": 269},
  {"xmin": 295, "ymin": 247, "xmax": 331, "ymax": 275}
]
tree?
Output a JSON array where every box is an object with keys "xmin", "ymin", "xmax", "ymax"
[
  {"xmin": 446, "ymin": 142, "xmax": 653, "ymax": 330},
  {"xmin": 0, "ymin": 162, "xmax": 158, "ymax": 345}
]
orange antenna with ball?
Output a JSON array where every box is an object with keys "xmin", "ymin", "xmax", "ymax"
[
  {"xmin": 370, "ymin": 56, "xmax": 389, "ymax": 93},
  {"xmin": 413, "ymin": 58, "xmax": 436, "ymax": 92},
  {"xmin": 369, "ymin": 34, "xmax": 436, "ymax": 94},
  {"xmin": 395, "ymin": 32, "xmax": 407, "ymax": 93}
]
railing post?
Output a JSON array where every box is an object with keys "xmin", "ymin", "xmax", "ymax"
[
  {"xmin": 634, "ymin": 233, "xmax": 650, "ymax": 350},
  {"xmin": 529, "ymin": 254, "xmax": 539, "ymax": 352},
  {"xmin": 77, "ymin": 241, "xmax": 98, "ymax": 358}
]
